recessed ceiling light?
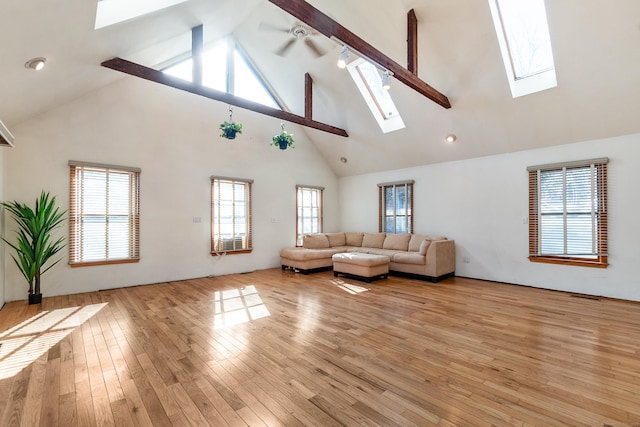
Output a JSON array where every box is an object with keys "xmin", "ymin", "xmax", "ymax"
[
  {"xmin": 25, "ymin": 57, "xmax": 46, "ymax": 71},
  {"xmin": 445, "ymin": 134, "xmax": 457, "ymax": 143},
  {"xmin": 340, "ymin": 156, "xmax": 348, "ymax": 163}
]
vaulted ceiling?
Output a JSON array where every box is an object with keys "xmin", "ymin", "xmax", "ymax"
[{"xmin": 1, "ymin": 0, "xmax": 639, "ymax": 176}]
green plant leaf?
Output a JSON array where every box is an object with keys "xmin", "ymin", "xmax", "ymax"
[{"xmin": 1, "ymin": 191, "xmax": 66, "ymax": 294}]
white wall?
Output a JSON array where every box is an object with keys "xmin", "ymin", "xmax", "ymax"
[
  {"xmin": 3, "ymin": 77, "xmax": 338, "ymax": 301},
  {"xmin": 339, "ymin": 133, "xmax": 640, "ymax": 301},
  {"xmin": 0, "ymin": 146, "xmax": 5, "ymax": 308}
]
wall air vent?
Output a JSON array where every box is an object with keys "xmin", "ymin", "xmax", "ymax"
[{"xmin": 0, "ymin": 120, "xmax": 15, "ymax": 147}]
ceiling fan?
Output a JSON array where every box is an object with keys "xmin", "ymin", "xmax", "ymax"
[{"xmin": 259, "ymin": 21, "xmax": 328, "ymax": 58}]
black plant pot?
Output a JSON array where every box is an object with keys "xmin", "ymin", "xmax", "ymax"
[
  {"xmin": 278, "ymin": 141, "xmax": 288, "ymax": 150},
  {"xmin": 28, "ymin": 293, "xmax": 42, "ymax": 305},
  {"xmin": 224, "ymin": 130, "xmax": 237, "ymax": 140}
]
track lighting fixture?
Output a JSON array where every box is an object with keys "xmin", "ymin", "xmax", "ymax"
[
  {"xmin": 25, "ymin": 57, "xmax": 46, "ymax": 71},
  {"xmin": 381, "ymin": 70, "xmax": 391, "ymax": 90},
  {"xmin": 337, "ymin": 45, "xmax": 349, "ymax": 69}
]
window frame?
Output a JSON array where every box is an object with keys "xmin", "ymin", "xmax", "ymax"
[
  {"xmin": 487, "ymin": 0, "xmax": 557, "ymax": 98},
  {"xmin": 296, "ymin": 185, "xmax": 324, "ymax": 246},
  {"xmin": 68, "ymin": 161, "xmax": 141, "ymax": 267},
  {"xmin": 346, "ymin": 58, "xmax": 405, "ymax": 134},
  {"xmin": 378, "ymin": 180, "xmax": 414, "ymax": 234},
  {"xmin": 162, "ymin": 38, "xmax": 284, "ymax": 110},
  {"xmin": 211, "ymin": 176, "xmax": 253, "ymax": 255},
  {"xmin": 528, "ymin": 158, "xmax": 608, "ymax": 268}
]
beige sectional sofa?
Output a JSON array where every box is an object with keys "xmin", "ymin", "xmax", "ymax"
[{"xmin": 279, "ymin": 232, "xmax": 455, "ymax": 282}]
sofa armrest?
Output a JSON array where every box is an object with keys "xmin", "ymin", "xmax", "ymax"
[{"xmin": 425, "ymin": 239, "xmax": 456, "ymax": 277}]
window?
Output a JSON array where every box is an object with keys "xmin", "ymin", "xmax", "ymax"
[
  {"xmin": 163, "ymin": 39, "xmax": 282, "ymax": 109},
  {"xmin": 95, "ymin": 0, "xmax": 187, "ymax": 29},
  {"xmin": 488, "ymin": 0, "xmax": 557, "ymax": 97},
  {"xmin": 347, "ymin": 58, "xmax": 405, "ymax": 133},
  {"xmin": 378, "ymin": 180, "xmax": 414, "ymax": 234},
  {"xmin": 296, "ymin": 186, "xmax": 323, "ymax": 246},
  {"xmin": 69, "ymin": 161, "xmax": 141, "ymax": 266},
  {"xmin": 211, "ymin": 176, "xmax": 252, "ymax": 254},
  {"xmin": 528, "ymin": 158, "xmax": 608, "ymax": 268}
]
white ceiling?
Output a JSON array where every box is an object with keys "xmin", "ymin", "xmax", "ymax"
[{"xmin": 1, "ymin": 0, "xmax": 639, "ymax": 176}]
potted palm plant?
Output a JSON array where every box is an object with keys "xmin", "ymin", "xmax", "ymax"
[
  {"xmin": 1, "ymin": 191, "xmax": 66, "ymax": 304},
  {"xmin": 271, "ymin": 123, "xmax": 295, "ymax": 150}
]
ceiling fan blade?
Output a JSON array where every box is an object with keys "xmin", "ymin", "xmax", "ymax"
[
  {"xmin": 305, "ymin": 38, "xmax": 326, "ymax": 58},
  {"xmin": 259, "ymin": 21, "xmax": 290, "ymax": 34},
  {"xmin": 275, "ymin": 38, "xmax": 297, "ymax": 56}
]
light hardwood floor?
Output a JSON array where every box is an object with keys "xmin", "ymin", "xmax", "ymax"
[{"xmin": 0, "ymin": 269, "xmax": 639, "ymax": 426}]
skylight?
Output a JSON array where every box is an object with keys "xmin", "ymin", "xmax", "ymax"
[
  {"xmin": 163, "ymin": 40, "xmax": 281, "ymax": 110},
  {"xmin": 95, "ymin": 0, "xmax": 187, "ymax": 30},
  {"xmin": 347, "ymin": 58, "xmax": 405, "ymax": 133},
  {"xmin": 488, "ymin": 0, "xmax": 557, "ymax": 97}
]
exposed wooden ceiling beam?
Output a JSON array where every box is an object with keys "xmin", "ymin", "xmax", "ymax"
[
  {"xmin": 101, "ymin": 57, "xmax": 349, "ymax": 138},
  {"xmin": 305, "ymin": 72, "xmax": 313, "ymax": 120},
  {"xmin": 267, "ymin": 0, "xmax": 451, "ymax": 109},
  {"xmin": 407, "ymin": 9, "xmax": 418, "ymax": 75}
]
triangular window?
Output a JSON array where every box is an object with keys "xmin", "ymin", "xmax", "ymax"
[
  {"xmin": 163, "ymin": 39, "xmax": 282, "ymax": 110},
  {"xmin": 488, "ymin": 0, "xmax": 557, "ymax": 97}
]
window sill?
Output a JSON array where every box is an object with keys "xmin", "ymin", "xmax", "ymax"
[
  {"xmin": 211, "ymin": 249, "xmax": 252, "ymax": 256},
  {"xmin": 528, "ymin": 256, "xmax": 608, "ymax": 269},
  {"xmin": 70, "ymin": 259, "xmax": 140, "ymax": 268}
]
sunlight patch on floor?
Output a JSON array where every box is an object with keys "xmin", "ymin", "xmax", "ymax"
[
  {"xmin": 0, "ymin": 303, "xmax": 107, "ymax": 379},
  {"xmin": 329, "ymin": 279, "xmax": 370, "ymax": 295},
  {"xmin": 212, "ymin": 285, "xmax": 270, "ymax": 330}
]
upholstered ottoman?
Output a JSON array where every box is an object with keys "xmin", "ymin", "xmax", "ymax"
[{"xmin": 332, "ymin": 253, "xmax": 390, "ymax": 282}]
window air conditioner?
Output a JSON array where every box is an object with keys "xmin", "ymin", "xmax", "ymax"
[
  {"xmin": 0, "ymin": 120, "xmax": 14, "ymax": 147},
  {"xmin": 221, "ymin": 237, "xmax": 244, "ymax": 251}
]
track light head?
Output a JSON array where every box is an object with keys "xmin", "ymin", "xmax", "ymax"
[
  {"xmin": 337, "ymin": 45, "xmax": 349, "ymax": 69},
  {"xmin": 381, "ymin": 70, "xmax": 391, "ymax": 90}
]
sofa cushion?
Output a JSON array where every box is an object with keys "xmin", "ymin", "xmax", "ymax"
[
  {"xmin": 383, "ymin": 233, "xmax": 411, "ymax": 251},
  {"xmin": 344, "ymin": 232, "xmax": 364, "ymax": 247},
  {"xmin": 302, "ymin": 233, "xmax": 330, "ymax": 249},
  {"xmin": 280, "ymin": 247, "xmax": 338, "ymax": 261},
  {"xmin": 361, "ymin": 248, "xmax": 403, "ymax": 258},
  {"xmin": 408, "ymin": 234, "xmax": 428, "ymax": 252},
  {"xmin": 392, "ymin": 252, "xmax": 426, "ymax": 265},
  {"xmin": 419, "ymin": 239, "xmax": 432, "ymax": 255},
  {"xmin": 362, "ymin": 233, "xmax": 386, "ymax": 248},
  {"xmin": 326, "ymin": 232, "xmax": 346, "ymax": 247}
]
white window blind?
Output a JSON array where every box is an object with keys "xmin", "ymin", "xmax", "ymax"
[
  {"xmin": 378, "ymin": 180, "xmax": 414, "ymax": 234},
  {"xmin": 211, "ymin": 176, "xmax": 252, "ymax": 254},
  {"xmin": 69, "ymin": 161, "xmax": 141, "ymax": 266},
  {"xmin": 296, "ymin": 185, "xmax": 323, "ymax": 246},
  {"xmin": 528, "ymin": 158, "xmax": 608, "ymax": 267}
]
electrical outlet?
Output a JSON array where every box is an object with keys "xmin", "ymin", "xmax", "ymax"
[
  {"xmin": 193, "ymin": 217, "xmax": 201, "ymax": 223},
  {"xmin": 463, "ymin": 256, "xmax": 471, "ymax": 264}
]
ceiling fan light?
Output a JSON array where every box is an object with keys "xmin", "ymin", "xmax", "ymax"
[
  {"xmin": 337, "ymin": 45, "xmax": 349, "ymax": 69},
  {"xmin": 25, "ymin": 57, "xmax": 46, "ymax": 71}
]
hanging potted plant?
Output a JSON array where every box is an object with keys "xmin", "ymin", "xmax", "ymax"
[
  {"xmin": 219, "ymin": 106, "xmax": 243, "ymax": 140},
  {"xmin": 219, "ymin": 121, "xmax": 242, "ymax": 140},
  {"xmin": 271, "ymin": 123, "xmax": 295, "ymax": 150},
  {"xmin": 1, "ymin": 191, "xmax": 66, "ymax": 304}
]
